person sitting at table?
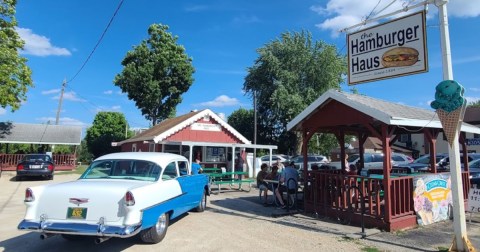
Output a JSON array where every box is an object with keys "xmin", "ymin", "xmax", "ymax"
[
  {"xmin": 275, "ymin": 161, "xmax": 299, "ymax": 209},
  {"xmin": 257, "ymin": 163, "xmax": 269, "ymax": 206},
  {"xmin": 265, "ymin": 165, "xmax": 280, "ymax": 192},
  {"xmin": 347, "ymin": 164, "xmax": 358, "ymax": 176}
]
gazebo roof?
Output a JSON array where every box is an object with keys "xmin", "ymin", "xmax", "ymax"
[
  {"xmin": 287, "ymin": 89, "xmax": 480, "ymax": 134},
  {"xmin": 0, "ymin": 122, "xmax": 82, "ymax": 145}
]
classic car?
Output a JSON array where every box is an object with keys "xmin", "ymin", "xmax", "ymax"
[{"xmin": 18, "ymin": 152, "xmax": 210, "ymax": 244}]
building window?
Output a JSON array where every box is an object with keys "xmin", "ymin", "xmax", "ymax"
[
  {"xmin": 206, "ymin": 147, "xmax": 226, "ymax": 162},
  {"xmin": 474, "ymin": 133, "xmax": 480, "ymax": 138},
  {"xmin": 132, "ymin": 144, "xmax": 137, "ymax": 152},
  {"xmin": 399, "ymin": 134, "xmax": 411, "ymax": 143},
  {"xmin": 149, "ymin": 143, "xmax": 155, "ymax": 152}
]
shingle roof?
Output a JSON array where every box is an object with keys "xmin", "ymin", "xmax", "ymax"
[
  {"xmin": 0, "ymin": 122, "xmax": 82, "ymax": 145},
  {"xmin": 287, "ymin": 89, "xmax": 480, "ymax": 134}
]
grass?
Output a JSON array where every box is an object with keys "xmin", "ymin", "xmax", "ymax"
[
  {"xmin": 361, "ymin": 247, "xmax": 380, "ymax": 252},
  {"xmin": 56, "ymin": 165, "xmax": 88, "ymax": 175},
  {"xmin": 437, "ymin": 247, "xmax": 449, "ymax": 252}
]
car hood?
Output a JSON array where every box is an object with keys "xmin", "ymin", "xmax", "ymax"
[{"xmin": 29, "ymin": 179, "xmax": 149, "ymax": 223}]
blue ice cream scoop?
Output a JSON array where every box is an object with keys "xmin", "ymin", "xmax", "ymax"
[{"xmin": 430, "ymin": 80, "xmax": 466, "ymax": 112}]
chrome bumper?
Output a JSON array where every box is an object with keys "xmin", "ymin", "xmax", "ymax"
[{"xmin": 18, "ymin": 219, "xmax": 142, "ymax": 238}]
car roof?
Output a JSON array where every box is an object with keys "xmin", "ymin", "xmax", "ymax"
[{"xmin": 95, "ymin": 152, "xmax": 187, "ymax": 164}]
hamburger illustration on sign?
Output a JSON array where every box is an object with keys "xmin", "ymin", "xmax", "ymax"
[{"xmin": 381, "ymin": 47, "xmax": 419, "ymax": 68}]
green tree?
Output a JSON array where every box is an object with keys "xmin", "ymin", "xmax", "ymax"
[
  {"xmin": 85, "ymin": 112, "xmax": 129, "ymax": 158},
  {"xmin": 0, "ymin": 0, "xmax": 33, "ymax": 111},
  {"xmin": 114, "ymin": 24, "xmax": 195, "ymax": 125},
  {"xmin": 469, "ymin": 100, "xmax": 480, "ymax": 107},
  {"xmin": 244, "ymin": 30, "xmax": 346, "ymax": 154},
  {"xmin": 77, "ymin": 139, "xmax": 93, "ymax": 164},
  {"xmin": 227, "ymin": 108, "xmax": 255, "ymax": 141}
]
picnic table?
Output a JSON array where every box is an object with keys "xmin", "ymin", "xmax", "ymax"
[{"xmin": 205, "ymin": 171, "xmax": 254, "ymax": 193}]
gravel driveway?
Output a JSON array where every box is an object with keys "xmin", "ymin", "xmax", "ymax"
[{"xmin": 0, "ymin": 172, "xmax": 364, "ymax": 252}]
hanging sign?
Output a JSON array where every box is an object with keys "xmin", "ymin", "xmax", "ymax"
[{"xmin": 347, "ymin": 11, "xmax": 428, "ymax": 85}]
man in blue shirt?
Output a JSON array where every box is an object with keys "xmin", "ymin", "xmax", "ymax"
[
  {"xmin": 191, "ymin": 159, "xmax": 203, "ymax": 175},
  {"xmin": 275, "ymin": 161, "xmax": 299, "ymax": 208}
]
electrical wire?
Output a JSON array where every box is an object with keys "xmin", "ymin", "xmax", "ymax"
[{"xmin": 66, "ymin": 0, "xmax": 125, "ymax": 85}]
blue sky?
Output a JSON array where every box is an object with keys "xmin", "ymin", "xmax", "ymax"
[{"xmin": 3, "ymin": 0, "xmax": 480, "ymax": 133}]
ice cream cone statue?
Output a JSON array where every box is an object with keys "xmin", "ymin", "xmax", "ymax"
[{"xmin": 430, "ymin": 80, "xmax": 467, "ymax": 146}]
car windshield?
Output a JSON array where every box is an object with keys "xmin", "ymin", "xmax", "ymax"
[
  {"xmin": 413, "ymin": 155, "xmax": 446, "ymax": 164},
  {"xmin": 347, "ymin": 154, "xmax": 359, "ymax": 163},
  {"xmin": 81, "ymin": 159, "xmax": 161, "ymax": 182}
]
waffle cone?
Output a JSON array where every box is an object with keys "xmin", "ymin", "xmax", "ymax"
[{"xmin": 437, "ymin": 108, "xmax": 463, "ymax": 146}]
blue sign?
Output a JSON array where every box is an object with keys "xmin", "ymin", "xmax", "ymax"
[{"xmin": 466, "ymin": 138, "xmax": 480, "ymax": 146}]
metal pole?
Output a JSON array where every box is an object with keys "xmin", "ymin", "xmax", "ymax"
[
  {"xmin": 436, "ymin": 0, "xmax": 467, "ymax": 250},
  {"xmin": 253, "ymin": 90, "xmax": 257, "ymax": 178}
]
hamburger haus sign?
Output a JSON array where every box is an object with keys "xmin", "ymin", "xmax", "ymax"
[{"xmin": 347, "ymin": 11, "xmax": 428, "ymax": 85}]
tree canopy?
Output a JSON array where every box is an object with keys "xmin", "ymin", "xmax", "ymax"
[
  {"xmin": 469, "ymin": 100, "xmax": 480, "ymax": 107},
  {"xmin": 243, "ymin": 30, "xmax": 346, "ymax": 155},
  {"xmin": 114, "ymin": 23, "xmax": 195, "ymax": 125},
  {"xmin": 0, "ymin": 0, "xmax": 33, "ymax": 111},
  {"xmin": 85, "ymin": 112, "xmax": 131, "ymax": 158}
]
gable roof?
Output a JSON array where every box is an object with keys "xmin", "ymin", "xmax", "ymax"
[
  {"xmin": 0, "ymin": 122, "xmax": 82, "ymax": 145},
  {"xmin": 119, "ymin": 109, "xmax": 251, "ymax": 145},
  {"xmin": 287, "ymin": 89, "xmax": 480, "ymax": 134}
]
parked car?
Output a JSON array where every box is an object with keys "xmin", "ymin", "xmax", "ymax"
[
  {"xmin": 18, "ymin": 152, "xmax": 210, "ymax": 244},
  {"xmin": 363, "ymin": 153, "xmax": 414, "ymax": 175},
  {"xmin": 468, "ymin": 158, "xmax": 480, "ymax": 188},
  {"xmin": 260, "ymin": 154, "xmax": 290, "ymax": 166},
  {"xmin": 290, "ymin": 155, "xmax": 329, "ymax": 171},
  {"xmin": 394, "ymin": 153, "xmax": 480, "ymax": 173},
  {"xmin": 16, "ymin": 154, "xmax": 55, "ymax": 181}
]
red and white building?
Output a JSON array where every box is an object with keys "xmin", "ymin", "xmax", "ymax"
[{"xmin": 116, "ymin": 109, "xmax": 276, "ymax": 175}]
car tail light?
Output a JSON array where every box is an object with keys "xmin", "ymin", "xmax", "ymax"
[
  {"xmin": 125, "ymin": 191, "xmax": 135, "ymax": 206},
  {"xmin": 25, "ymin": 188, "xmax": 35, "ymax": 202},
  {"xmin": 17, "ymin": 164, "xmax": 24, "ymax": 171},
  {"xmin": 47, "ymin": 164, "xmax": 54, "ymax": 171}
]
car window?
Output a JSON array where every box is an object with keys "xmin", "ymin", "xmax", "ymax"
[
  {"xmin": 292, "ymin": 156, "xmax": 303, "ymax": 163},
  {"xmin": 471, "ymin": 160, "xmax": 480, "ymax": 168},
  {"xmin": 178, "ymin": 161, "xmax": 188, "ymax": 176},
  {"xmin": 372, "ymin": 154, "xmax": 384, "ymax": 162},
  {"xmin": 82, "ymin": 160, "xmax": 160, "ymax": 181},
  {"xmin": 163, "ymin": 162, "xmax": 178, "ymax": 180},
  {"xmin": 261, "ymin": 156, "xmax": 269, "ymax": 162},
  {"xmin": 307, "ymin": 156, "xmax": 318, "ymax": 162},
  {"xmin": 347, "ymin": 154, "xmax": 359, "ymax": 163},
  {"xmin": 392, "ymin": 155, "xmax": 405, "ymax": 162},
  {"xmin": 364, "ymin": 155, "xmax": 373, "ymax": 163}
]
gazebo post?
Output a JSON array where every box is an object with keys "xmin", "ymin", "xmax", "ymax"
[
  {"xmin": 358, "ymin": 133, "xmax": 368, "ymax": 173},
  {"xmin": 424, "ymin": 129, "xmax": 439, "ymax": 173},
  {"xmin": 381, "ymin": 125, "xmax": 393, "ymax": 224}
]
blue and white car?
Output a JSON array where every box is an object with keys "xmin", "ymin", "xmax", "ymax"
[{"xmin": 18, "ymin": 152, "xmax": 209, "ymax": 244}]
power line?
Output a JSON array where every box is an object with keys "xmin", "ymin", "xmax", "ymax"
[{"xmin": 66, "ymin": 0, "xmax": 125, "ymax": 85}]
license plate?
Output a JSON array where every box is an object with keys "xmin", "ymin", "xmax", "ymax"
[
  {"xmin": 67, "ymin": 207, "xmax": 87, "ymax": 219},
  {"xmin": 29, "ymin": 165, "xmax": 42, "ymax": 169}
]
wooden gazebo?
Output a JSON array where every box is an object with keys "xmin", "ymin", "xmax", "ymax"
[{"xmin": 287, "ymin": 89, "xmax": 480, "ymax": 231}]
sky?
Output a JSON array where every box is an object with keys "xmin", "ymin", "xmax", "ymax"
[{"xmin": 3, "ymin": 0, "xmax": 480, "ymax": 134}]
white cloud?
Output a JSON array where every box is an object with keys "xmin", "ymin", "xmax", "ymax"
[
  {"xmin": 184, "ymin": 4, "xmax": 209, "ymax": 12},
  {"xmin": 311, "ymin": 0, "xmax": 480, "ymax": 38},
  {"xmin": 0, "ymin": 107, "xmax": 6, "ymax": 115},
  {"xmin": 449, "ymin": 0, "xmax": 480, "ymax": 18},
  {"xmin": 16, "ymin": 27, "xmax": 71, "ymax": 57},
  {"xmin": 233, "ymin": 15, "xmax": 261, "ymax": 24},
  {"xmin": 104, "ymin": 90, "xmax": 113, "ymax": 95},
  {"xmin": 466, "ymin": 96, "xmax": 480, "ymax": 104},
  {"xmin": 36, "ymin": 117, "xmax": 88, "ymax": 127},
  {"xmin": 41, "ymin": 89, "xmax": 61, "ymax": 95},
  {"xmin": 52, "ymin": 91, "xmax": 86, "ymax": 102},
  {"xmin": 95, "ymin": 105, "xmax": 121, "ymax": 113},
  {"xmin": 198, "ymin": 95, "xmax": 240, "ymax": 107}
]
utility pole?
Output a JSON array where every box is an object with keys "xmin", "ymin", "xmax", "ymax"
[{"xmin": 55, "ymin": 79, "xmax": 66, "ymax": 125}]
